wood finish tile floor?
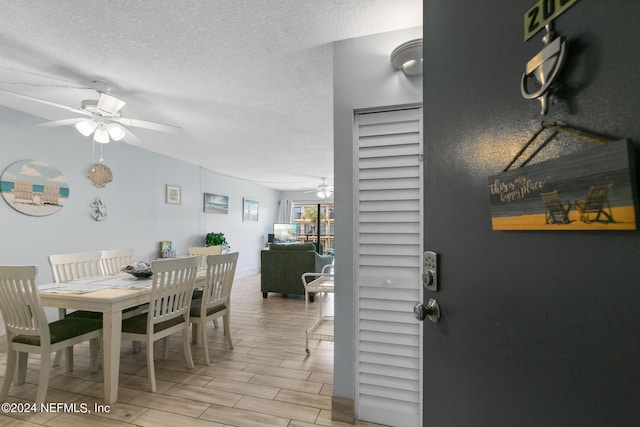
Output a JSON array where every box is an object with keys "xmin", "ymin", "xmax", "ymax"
[{"xmin": 0, "ymin": 274, "xmax": 383, "ymax": 427}]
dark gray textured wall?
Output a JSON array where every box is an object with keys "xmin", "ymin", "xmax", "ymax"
[{"xmin": 423, "ymin": 1, "xmax": 640, "ymax": 426}]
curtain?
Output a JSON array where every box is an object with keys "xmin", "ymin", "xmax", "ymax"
[{"xmin": 277, "ymin": 200, "xmax": 293, "ymax": 223}]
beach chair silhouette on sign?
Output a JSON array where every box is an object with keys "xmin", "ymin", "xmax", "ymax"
[
  {"xmin": 12, "ymin": 181, "xmax": 34, "ymax": 204},
  {"xmin": 42, "ymin": 185, "xmax": 60, "ymax": 205},
  {"xmin": 540, "ymin": 190, "xmax": 571, "ymax": 224},
  {"xmin": 575, "ymin": 184, "xmax": 614, "ymax": 223}
]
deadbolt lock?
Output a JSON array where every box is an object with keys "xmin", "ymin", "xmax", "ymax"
[{"xmin": 423, "ymin": 251, "xmax": 438, "ymax": 291}]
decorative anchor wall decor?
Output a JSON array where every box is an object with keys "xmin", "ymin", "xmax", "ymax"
[
  {"xmin": 521, "ymin": 23, "xmax": 567, "ymax": 115},
  {"xmin": 90, "ymin": 197, "xmax": 108, "ymax": 221}
]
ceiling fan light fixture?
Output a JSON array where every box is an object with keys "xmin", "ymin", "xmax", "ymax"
[
  {"xmin": 317, "ymin": 189, "xmax": 333, "ymax": 199},
  {"xmin": 93, "ymin": 124, "xmax": 110, "ymax": 144},
  {"xmin": 75, "ymin": 118, "xmax": 98, "ymax": 136},
  {"xmin": 106, "ymin": 123, "xmax": 126, "ymax": 141}
]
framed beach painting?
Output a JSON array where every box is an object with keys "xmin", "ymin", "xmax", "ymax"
[
  {"xmin": 0, "ymin": 159, "xmax": 69, "ymax": 217},
  {"xmin": 243, "ymin": 197, "xmax": 259, "ymax": 222},
  {"xmin": 165, "ymin": 184, "xmax": 181, "ymax": 204},
  {"xmin": 204, "ymin": 193, "xmax": 229, "ymax": 214}
]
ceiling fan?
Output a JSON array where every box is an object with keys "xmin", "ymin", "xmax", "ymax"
[
  {"xmin": 305, "ymin": 177, "xmax": 334, "ymax": 199},
  {"xmin": 0, "ymin": 83, "xmax": 182, "ymax": 144}
]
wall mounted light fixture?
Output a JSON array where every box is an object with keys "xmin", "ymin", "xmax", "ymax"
[{"xmin": 391, "ymin": 38, "xmax": 423, "ymax": 76}]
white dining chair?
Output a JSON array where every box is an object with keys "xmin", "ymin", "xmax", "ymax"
[
  {"xmin": 188, "ymin": 246, "xmax": 224, "ymax": 328},
  {"xmin": 188, "ymin": 246, "xmax": 223, "ymax": 268},
  {"xmin": 0, "ymin": 265, "xmax": 102, "ymax": 405},
  {"xmin": 100, "ymin": 248, "xmax": 134, "ymax": 275},
  {"xmin": 48, "ymin": 250, "xmax": 104, "ymax": 324},
  {"xmin": 190, "ymin": 252, "xmax": 238, "ymax": 365},
  {"xmin": 48, "ymin": 250, "xmax": 103, "ymax": 367},
  {"xmin": 120, "ymin": 256, "xmax": 198, "ymax": 392},
  {"xmin": 101, "ymin": 247, "xmax": 147, "ymax": 353}
]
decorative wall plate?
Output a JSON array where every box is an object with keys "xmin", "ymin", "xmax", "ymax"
[
  {"xmin": 87, "ymin": 163, "xmax": 113, "ymax": 188},
  {"xmin": 0, "ymin": 159, "xmax": 69, "ymax": 216}
]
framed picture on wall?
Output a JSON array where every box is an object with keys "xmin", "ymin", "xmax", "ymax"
[
  {"xmin": 243, "ymin": 197, "xmax": 259, "ymax": 222},
  {"xmin": 204, "ymin": 193, "xmax": 229, "ymax": 214},
  {"xmin": 165, "ymin": 184, "xmax": 181, "ymax": 204}
]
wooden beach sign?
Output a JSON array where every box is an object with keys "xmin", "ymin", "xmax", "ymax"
[{"xmin": 489, "ymin": 140, "xmax": 637, "ymax": 230}]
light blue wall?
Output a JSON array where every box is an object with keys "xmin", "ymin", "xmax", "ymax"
[
  {"xmin": 0, "ymin": 107, "xmax": 279, "ymax": 331},
  {"xmin": 333, "ymin": 27, "xmax": 423, "ymax": 402}
]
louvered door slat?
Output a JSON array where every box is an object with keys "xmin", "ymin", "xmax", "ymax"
[
  {"xmin": 358, "ymin": 121, "xmax": 421, "ymax": 137},
  {"xmin": 360, "ymin": 319, "xmax": 421, "ymax": 335},
  {"xmin": 357, "ymin": 108, "xmax": 422, "ymax": 124},
  {"xmin": 360, "ymin": 234, "xmax": 421, "ymax": 245},
  {"xmin": 359, "ymin": 189, "xmax": 421, "ymax": 202},
  {"xmin": 359, "ymin": 144, "xmax": 421, "ymax": 158},
  {"xmin": 359, "ymin": 134, "xmax": 421, "ymax": 150},
  {"xmin": 359, "ymin": 166, "xmax": 420, "ymax": 180},
  {"xmin": 359, "ymin": 176, "xmax": 420, "ymax": 190},
  {"xmin": 359, "ymin": 352, "xmax": 421, "ymax": 369},
  {"xmin": 360, "ymin": 363, "xmax": 419, "ymax": 380}
]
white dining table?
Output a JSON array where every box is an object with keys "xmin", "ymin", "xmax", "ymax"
[{"xmin": 37, "ymin": 270, "xmax": 206, "ymax": 404}]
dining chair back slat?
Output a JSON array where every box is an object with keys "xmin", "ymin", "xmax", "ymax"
[
  {"xmin": 100, "ymin": 248, "xmax": 134, "ymax": 275},
  {"xmin": 48, "ymin": 251, "xmax": 102, "ymax": 282}
]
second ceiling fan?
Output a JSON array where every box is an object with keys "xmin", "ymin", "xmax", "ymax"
[{"xmin": 304, "ymin": 177, "xmax": 334, "ymax": 198}]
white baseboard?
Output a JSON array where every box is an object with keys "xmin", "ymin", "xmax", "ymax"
[{"xmin": 235, "ymin": 267, "xmax": 260, "ymax": 279}]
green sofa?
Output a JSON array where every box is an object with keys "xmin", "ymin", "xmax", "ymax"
[{"xmin": 261, "ymin": 243, "xmax": 333, "ymax": 300}]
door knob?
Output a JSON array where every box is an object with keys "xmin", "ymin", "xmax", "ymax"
[{"xmin": 413, "ymin": 298, "xmax": 441, "ymax": 323}]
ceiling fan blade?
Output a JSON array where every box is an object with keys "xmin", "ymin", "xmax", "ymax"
[
  {"xmin": 0, "ymin": 89, "xmax": 91, "ymax": 117},
  {"xmin": 37, "ymin": 118, "xmax": 81, "ymax": 128},
  {"xmin": 112, "ymin": 116, "xmax": 182, "ymax": 134},
  {"xmin": 122, "ymin": 126, "xmax": 143, "ymax": 145}
]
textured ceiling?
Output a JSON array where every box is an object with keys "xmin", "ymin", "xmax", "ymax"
[{"xmin": 0, "ymin": 0, "xmax": 422, "ymax": 191}]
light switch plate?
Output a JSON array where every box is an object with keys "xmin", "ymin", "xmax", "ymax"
[{"xmin": 423, "ymin": 251, "xmax": 438, "ymax": 291}]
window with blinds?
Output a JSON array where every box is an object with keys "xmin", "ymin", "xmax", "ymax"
[{"xmin": 354, "ymin": 107, "xmax": 423, "ymax": 427}]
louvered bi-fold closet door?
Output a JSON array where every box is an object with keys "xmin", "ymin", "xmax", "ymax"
[{"xmin": 354, "ymin": 107, "xmax": 423, "ymax": 427}]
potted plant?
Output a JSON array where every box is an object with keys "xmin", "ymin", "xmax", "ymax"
[{"xmin": 205, "ymin": 232, "xmax": 230, "ymax": 252}]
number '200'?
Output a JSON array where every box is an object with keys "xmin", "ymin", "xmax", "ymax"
[{"xmin": 525, "ymin": 0, "xmax": 578, "ymax": 40}]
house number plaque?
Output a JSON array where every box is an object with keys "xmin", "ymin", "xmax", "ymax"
[{"xmin": 524, "ymin": 0, "xmax": 580, "ymax": 41}]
